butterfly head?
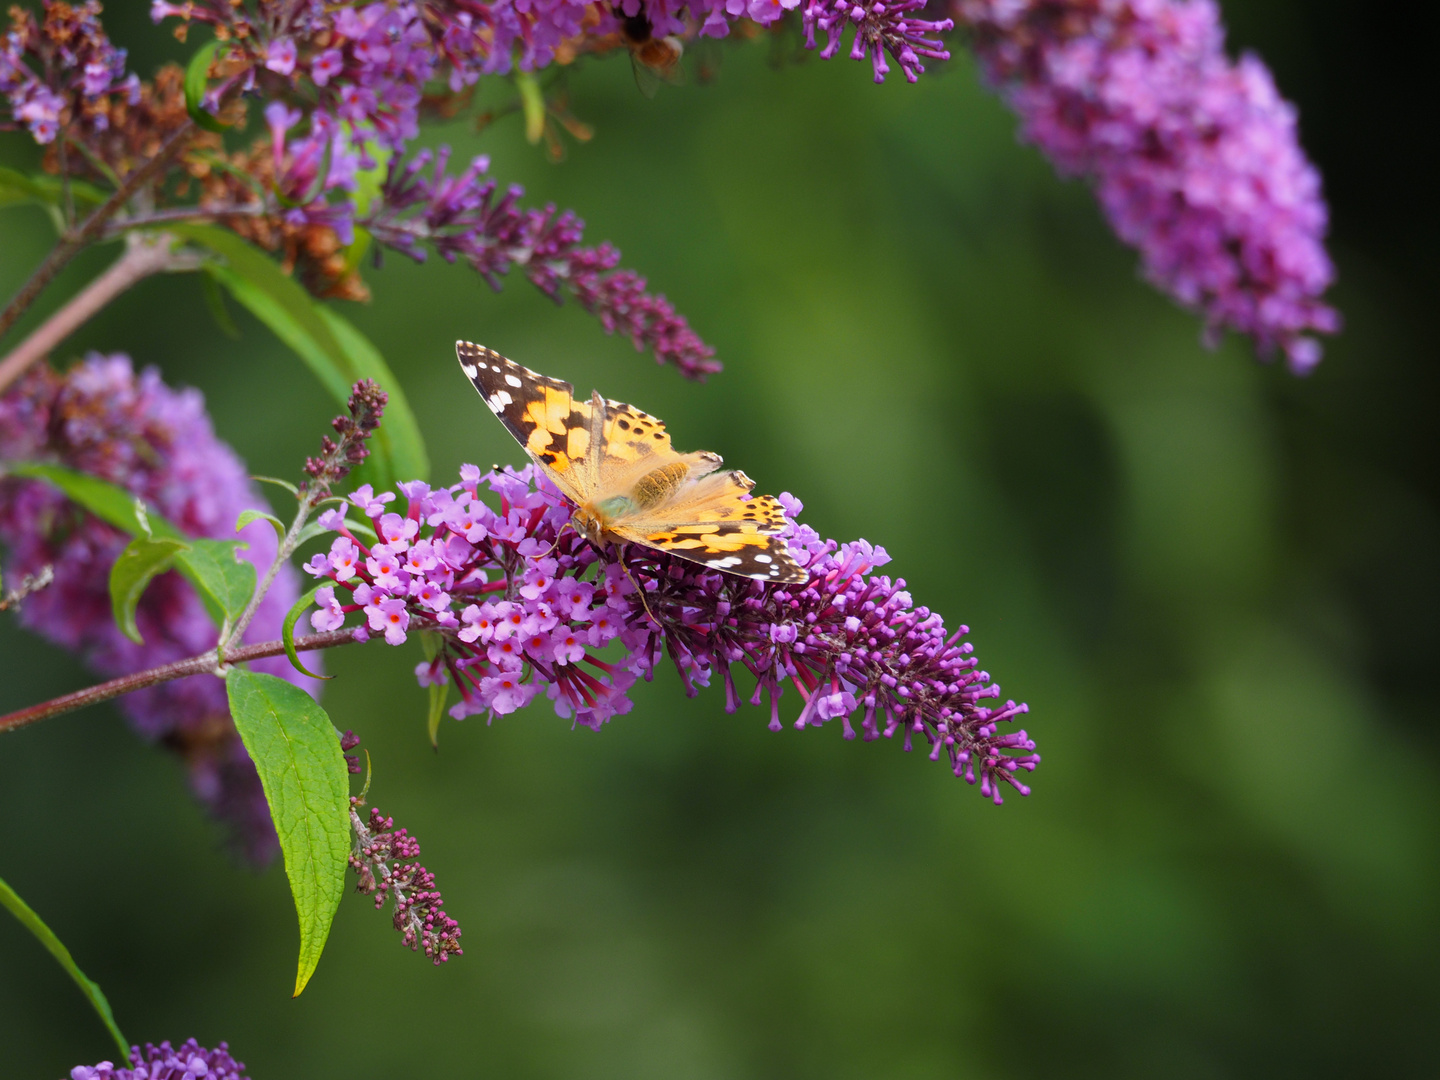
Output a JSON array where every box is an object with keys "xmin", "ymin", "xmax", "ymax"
[{"xmin": 573, "ymin": 493, "xmax": 643, "ymax": 547}]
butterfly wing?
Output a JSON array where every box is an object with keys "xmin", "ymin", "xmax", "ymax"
[
  {"xmin": 456, "ymin": 341, "xmax": 599, "ymax": 503},
  {"xmin": 610, "ymin": 469, "xmax": 807, "ymax": 584}
]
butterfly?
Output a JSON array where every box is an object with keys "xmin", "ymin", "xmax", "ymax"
[{"xmin": 456, "ymin": 342, "xmax": 806, "ymax": 584}]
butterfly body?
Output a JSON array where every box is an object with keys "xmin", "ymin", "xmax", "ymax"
[{"xmin": 456, "ymin": 342, "xmax": 805, "ymax": 584}]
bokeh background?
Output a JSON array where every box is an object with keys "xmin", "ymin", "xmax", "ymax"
[{"xmin": 3, "ymin": 1, "xmax": 1438, "ymax": 1076}]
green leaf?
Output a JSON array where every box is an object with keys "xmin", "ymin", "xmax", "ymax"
[
  {"xmin": 184, "ymin": 40, "xmax": 230, "ymax": 133},
  {"xmin": 109, "ymin": 535, "xmax": 190, "ymax": 644},
  {"xmin": 237, "ymin": 507, "xmax": 287, "ymax": 545},
  {"xmin": 3, "ymin": 463, "xmax": 239, "ymax": 627},
  {"xmin": 0, "ymin": 873, "xmax": 130, "ymax": 1060},
  {"xmin": 175, "ymin": 225, "xmax": 353, "ymax": 395},
  {"xmin": 283, "ymin": 585, "xmax": 335, "ymax": 681},
  {"xmin": 252, "ymin": 474, "xmax": 300, "ymax": 496},
  {"xmin": 317, "ymin": 306, "xmax": 429, "ymax": 487},
  {"xmin": 224, "ymin": 669, "xmax": 350, "ymax": 996},
  {"xmin": 175, "ymin": 539, "xmax": 256, "ymax": 630},
  {"xmin": 176, "ymin": 225, "xmax": 429, "ymax": 491},
  {"xmin": 0, "ymin": 165, "xmax": 109, "ymax": 213},
  {"xmin": 3, "ymin": 462, "xmax": 182, "ymax": 539},
  {"xmin": 199, "ymin": 270, "xmax": 241, "ymax": 339},
  {"xmin": 516, "ymin": 70, "xmax": 546, "ymax": 144}
]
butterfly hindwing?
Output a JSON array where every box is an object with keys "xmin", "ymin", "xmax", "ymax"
[{"xmin": 611, "ymin": 472, "xmax": 806, "ymax": 583}]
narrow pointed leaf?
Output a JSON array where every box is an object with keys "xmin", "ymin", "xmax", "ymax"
[
  {"xmin": 109, "ymin": 535, "xmax": 190, "ymax": 643},
  {"xmin": 184, "ymin": 40, "xmax": 230, "ymax": 132},
  {"xmin": 5, "ymin": 462, "xmax": 224, "ymax": 625},
  {"xmin": 420, "ymin": 631, "xmax": 448, "ymax": 746},
  {"xmin": 1, "ymin": 873, "xmax": 130, "ymax": 1060},
  {"xmin": 0, "ymin": 165, "xmax": 108, "ymax": 211},
  {"xmin": 174, "ymin": 224, "xmax": 353, "ymax": 396},
  {"xmin": 4, "ymin": 462, "xmax": 181, "ymax": 538},
  {"xmin": 252, "ymin": 475, "xmax": 300, "ymax": 496},
  {"xmin": 224, "ymin": 669, "xmax": 349, "ymax": 996},
  {"xmin": 200, "ymin": 270, "xmax": 241, "ymax": 339},
  {"xmin": 427, "ymin": 681, "xmax": 448, "ymax": 747}
]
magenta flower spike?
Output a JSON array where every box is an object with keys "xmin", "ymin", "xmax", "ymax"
[
  {"xmin": 308, "ymin": 466, "xmax": 1037, "ymax": 803},
  {"xmin": 958, "ymin": 0, "xmax": 1340, "ymax": 371}
]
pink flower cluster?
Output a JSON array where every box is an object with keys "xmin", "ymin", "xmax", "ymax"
[
  {"xmin": 306, "ymin": 466, "xmax": 643, "ymax": 727},
  {"xmin": 349, "ymin": 799, "xmax": 464, "ymax": 964},
  {"xmin": 958, "ymin": 0, "xmax": 1339, "ymax": 371},
  {"xmin": 70, "ymin": 1039, "xmax": 247, "ymax": 1080},
  {"xmin": 305, "ymin": 463, "xmax": 1038, "ymax": 803}
]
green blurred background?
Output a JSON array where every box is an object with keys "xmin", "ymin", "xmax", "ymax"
[{"xmin": 4, "ymin": 1, "xmax": 1438, "ymax": 1076}]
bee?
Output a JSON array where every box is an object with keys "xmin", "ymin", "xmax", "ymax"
[{"xmin": 618, "ymin": 9, "xmax": 684, "ymax": 97}]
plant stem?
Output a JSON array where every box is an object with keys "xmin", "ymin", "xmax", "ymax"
[
  {"xmin": 0, "ymin": 118, "xmax": 196, "ymax": 345},
  {"xmin": 0, "ymin": 628, "xmax": 359, "ymax": 735},
  {"xmin": 0, "ymin": 233, "xmax": 199, "ymax": 395}
]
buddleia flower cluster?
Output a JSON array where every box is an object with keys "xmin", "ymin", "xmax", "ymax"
[
  {"xmin": 956, "ymin": 0, "xmax": 1340, "ymax": 371},
  {"xmin": 2, "ymin": 0, "xmax": 1339, "ymax": 373},
  {"xmin": 306, "ymin": 464, "xmax": 1038, "ymax": 802},
  {"xmin": 0, "ymin": 354, "xmax": 314, "ymax": 863},
  {"xmin": 69, "ymin": 1039, "xmax": 248, "ymax": 1080}
]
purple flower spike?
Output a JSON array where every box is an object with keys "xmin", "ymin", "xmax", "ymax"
[
  {"xmin": 70, "ymin": 1038, "xmax": 248, "ymax": 1080},
  {"xmin": 957, "ymin": 0, "xmax": 1339, "ymax": 371},
  {"xmin": 367, "ymin": 149, "xmax": 721, "ymax": 378},
  {"xmin": 309, "ymin": 465, "xmax": 1036, "ymax": 803},
  {"xmin": 1, "ymin": 356, "xmax": 318, "ymax": 864}
]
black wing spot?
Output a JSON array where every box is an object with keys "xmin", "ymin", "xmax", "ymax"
[
  {"xmin": 617, "ymin": 418, "xmax": 630, "ymax": 430},
  {"xmin": 653, "ymin": 431, "xmax": 664, "ymax": 440}
]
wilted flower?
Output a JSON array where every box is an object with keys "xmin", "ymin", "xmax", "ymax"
[{"xmin": 1, "ymin": 0, "xmax": 139, "ymax": 145}]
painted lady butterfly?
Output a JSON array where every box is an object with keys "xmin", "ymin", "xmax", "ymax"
[{"xmin": 457, "ymin": 342, "xmax": 806, "ymax": 584}]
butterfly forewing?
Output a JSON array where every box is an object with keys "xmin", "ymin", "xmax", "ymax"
[{"xmin": 456, "ymin": 341, "xmax": 597, "ymax": 501}]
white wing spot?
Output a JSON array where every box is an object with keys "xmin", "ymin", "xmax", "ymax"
[
  {"xmin": 710, "ymin": 556, "xmax": 742, "ymax": 569},
  {"xmin": 488, "ymin": 390, "xmax": 513, "ymax": 409},
  {"xmin": 461, "ymin": 362, "xmax": 478, "ymax": 377},
  {"xmin": 754, "ymin": 554, "xmax": 772, "ymax": 564},
  {"xmin": 504, "ymin": 373, "xmax": 523, "ymax": 388}
]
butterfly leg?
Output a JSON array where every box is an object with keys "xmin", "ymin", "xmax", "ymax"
[{"xmin": 618, "ymin": 545, "xmax": 659, "ymax": 625}]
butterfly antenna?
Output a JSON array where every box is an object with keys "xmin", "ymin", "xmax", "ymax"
[
  {"xmin": 533, "ymin": 520, "xmax": 572, "ymax": 560},
  {"xmin": 619, "ymin": 549, "xmax": 658, "ymax": 624}
]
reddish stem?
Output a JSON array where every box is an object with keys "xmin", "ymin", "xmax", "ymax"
[{"xmin": 0, "ymin": 628, "xmax": 359, "ymax": 735}]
